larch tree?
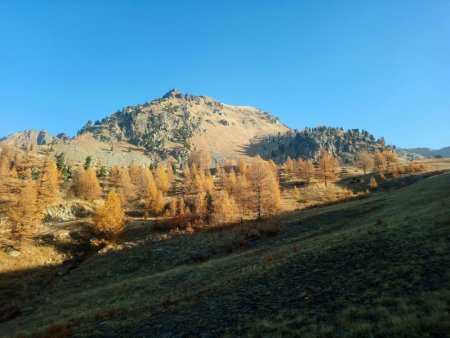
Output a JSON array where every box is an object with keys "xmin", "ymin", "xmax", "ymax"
[
  {"xmin": 295, "ymin": 159, "xmax": 315, "ymax": 183},
  {"xmin": 109, "ymin": 164, "xmax": 122, "ymax": 187},
  {"xmin": 384, "ymin": 150, "xmax": 399, "ymax": 168},
  {"xmin": 246, "ymin": 155, "xmax": 282, "ymax": 219},
  {"xmin": 166, "ymin": 198, "xmax": 178, "ymax": 217},
  {"xmin": 182, "ymin": 166, "xmax": 192, "ymax": 193},
  {"xmin": 135, "ymin": 166, "xmax": 157, "ymax": 200},
  {"xmin": 224, "ymin": 169, "xmax": 237, "ymax": 195},
  {"xmin": 237, "ymin": 158, "xmax": 247, "ymax": 176},
  {"xmin": 194, "ymin": 190, "xmax": 207, "ymax": 220},
  {"xmin": 233, "ymin": 174, "xmax": 250, "ymax": 221},
  {"xmin": 73, "ymin": 166, "xmax": 102, "ymax": 201},
  {"xmin": 8, "ymin": 179, "xmax": 40, "ymax": 243},
  {"xmin": 94, "ymin": 188, "xmax": 125, "ymax": 241},
  {"xmin": 268, "ymin": 159, "xmax": 278, "ymax": 178},
  {"xmin": 37, "ymin": 157, "xmax": 60, "ymax": 210},
  {"xmin": 211, "ymin": 191, "xmax": 239, "ymax": 225},
  {"xmin": 203, "ymin": 171, "xmax": 214, "ymax": 193},
  {"xmin": 155, "ymin": 164, "xmax": 170, "ymax": 193},
  {"xmin": 128, "ymin": 161, "xmax": 141, "ymax": 186},
  {"xmin": 316, "ymin": 149, "xmax": 340, "ymax": 186},
  {"xmin": 356, "ymin": 150, "xmax": 375, "ymax": 174},
  {"xmin": 374, "ymin": 150, "xmax": 387, "ymax": 171},
  {"xmin": 284, "ymin": 156, "xmax": 294, "ymax": 177},
  {"xmin": 145, "ymin": 188, "xmax": 165, "ymax": 216},
  {"xmin": 118, "ymin": 169, "xmax": 137, "ymax": 204}
]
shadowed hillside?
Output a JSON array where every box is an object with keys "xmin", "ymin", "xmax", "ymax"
[{"xmin": 2, "ymin": 170, "xmax": 449, "ymax": 337}]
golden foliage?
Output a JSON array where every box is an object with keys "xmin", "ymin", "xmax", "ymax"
[
  {"xmin": 72, "ymin": 166, "xmax": 102, "ymax": 201},
  {"xmin": 237, "ymin": 158, "xmax": 247, "ymax": 176},
  {"xmin": 295, "ymin": 159, "xmax": 315, "ymax": 183},
  {"xmin": 145, "ymin": 188, "xmax": 165, "ymax": 215},
  {"xmin": 356, "ymin": 150, "xmax": 374, "ymax": 174},
  {"xmin": 8, "ymin": 179, "xmax": 40, "ymax": 243},
  {"xmin": 194, "ymin": 190, "xmax": 208, "ymax": 218},
  {"xmin": 316, "ymin": 149, "xmax": 340, "ymax": 186},
  {"xmin": 211, "ymin": 190, "xmax": 239, "ymax": 225},
  {"xmin": 155, "ymin": 164, "xmax": 170, "ymax": 193},
  {"xmin": 94, "ymin": 189, "xmax": 125, "ymax": 240},
  {"xmin": 246, "ymin": 155, "xmax": 282, "ymax": 219},
  {"xmin": 374, "ymin": 150, "xmax": 387, "ymax": 170},
  {"xmin": 384, "ymin": 150, "xmax": 399, "ymax": 167},
  {"xmin": 134, "ymin": 166, "xmax": 156, "ymax": 200},
  {"xmin": 37, "ymin": 157, "xmax": 59, "ymax": 210},
  {"xmin": 118, "ymin": 169, "xmax": 137, "ymax": 204},
  {"xmin": 369, "ymin": 176, "xmax": 378, "ymax": 188},
  {"xmin": 284, "ymin": 156, "xmax": 294, "ymax": 176}
]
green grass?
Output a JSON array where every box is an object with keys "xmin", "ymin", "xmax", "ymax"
[{"xmin": 2, "ymin": 172, "xmax": 450, "ymax": 337}]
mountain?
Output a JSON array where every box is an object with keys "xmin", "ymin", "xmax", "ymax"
[
  {"xmin": 0, "ymin": 89, "xmax": 394, "ymax": 166},
  {"xmin": 402, "ymin": 147, "xmax": 450, "ymax": 158},
  {"xmin": 76, "ymin": 89, "xmax": 289, "ymax": 163}
]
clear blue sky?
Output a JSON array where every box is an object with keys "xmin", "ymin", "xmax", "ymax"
[{"xmin": 1, "ymin": 1, "xmax": 449, "ymax": 149}]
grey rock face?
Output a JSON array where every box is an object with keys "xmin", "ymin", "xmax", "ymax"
[
  {"xmin": 44, "ymin": 202, "xmax": 94, "ymax": 223},
  {"xmin": 37, "ymin": 130, "xmax": 54, "ymax": 145}
]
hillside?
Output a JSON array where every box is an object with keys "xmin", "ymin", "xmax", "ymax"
[
  {"xmin": 247, "ymin": 126, "xmax": 390, "ymax": 164},
  {"xmin": 0, "ymin": 90, "xmax": 397, "ymax": 167},
  {"xmin": 1, "ymin": 168, "xmax": 449, "ymax": 337},
  {"xmin": 403, "ymin": 147, "xmax": 450, "ymax": 158}
]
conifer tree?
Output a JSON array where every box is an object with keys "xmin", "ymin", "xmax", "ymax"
[
  {"xmin": 167, "ymin": 198, "xmax": 178, "ymax": 217},
  {"xmin": 8, "ymin": 179, "xmax": 40, "ymax": 243},
  {"xmin": 268, "ymin": 159, "xmax": 278, "ymax": 178},
  {"xmin": 94, "ymin": 189, "xmax": 125, "ymax": 241},
  {"xmin": 73, "ymin": 166, "xmax": 102, "ymax": 201},
  {"xmin": 295, "ymin": 159, "xmax": 315, "ymax": 183},
  {"xmin": 224, "ymin": 169, "xmax": 237, "ymax": 195},
  {"xmin": 211, "ymin": 191, "xmax": 239, "ymax": 225},
  {"xmin": 284, "ymin": 156, "xmax": 294, "ymax": 177},
  {"xmin": 128, "ymin": 161, "xmax": 140, "ymax": 186},
  {"xmin": 374, "ymin": 150, "xmax": 387, "ymax": 171},
  {"xmin": 38, "ymin": 157, "xmax": 59, "ymax": 210},
  {"xmin": 194, "ymin": 190, "xmax": 207, "ymax": 219},
  {"xmin": 246, "ymin": 155, "xmax": 282, "ymax": 219},
  {"xmin": 234, "ymin": 174, "xmax": 250, "ymax": 221},
  {"xmin": 316, "ymin": 149, "xmax": 340, "ymax": 186},
  {"xmin": 237, "ymin": 158, "xmax": 247, "ymax": 176},
  {"xmin": 145, "ymin": 188, "xmax": 165, "ymax": 215},
  {"xmin": 118, "ymin": 169, "xmax": 137, "ymax": 204},
  {"xmin": 183, "ymin": 166, "xmax": 194, "ymax": 194},
  {"xmin": 135, "ymin": 166, "xmax": 157, "ymax": 200},
  {"xmin": 109, "ymin": 164, "xmax": 122, "ymax": 187},
  {"xmin": 384, "ymin": 150, "xmax": 399, "ymax": 168},
  {"xmin": 155, "ymin": 163, "xmax": 169, "ymax": 193},
  {"xmin": 203, "ymin": 171, "xmax": 214, "ymax": 193},
  {"xmin": 356, "ymin": 150, "xmax": 375, "ymax": 174}
]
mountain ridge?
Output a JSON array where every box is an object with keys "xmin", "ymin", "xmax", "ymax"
[{"xmin": 0, "ymin": 89, "xmax": 421, "ymax": 166}]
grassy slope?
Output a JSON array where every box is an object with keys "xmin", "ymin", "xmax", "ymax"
[{"xmin": 3, "ymin": 173, "xmax": 450, "ymax": 337}]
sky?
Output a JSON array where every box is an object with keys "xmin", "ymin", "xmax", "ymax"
[{"xmin": 0, "ymin": 1, "xmax": 449, "ymax": 149}]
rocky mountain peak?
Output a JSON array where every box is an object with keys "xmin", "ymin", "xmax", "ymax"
[{"xmin": 162, "ymin": 88, "xmax": 184, "ymax": 99}]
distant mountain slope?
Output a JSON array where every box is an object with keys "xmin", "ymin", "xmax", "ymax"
[
  {"xmin": 77, "ymin": 89, "xmax": 289, "ymax": 163},
  {"xmin": 402, "ymin": 147, "xmax": 450, "ymax": 158}
]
